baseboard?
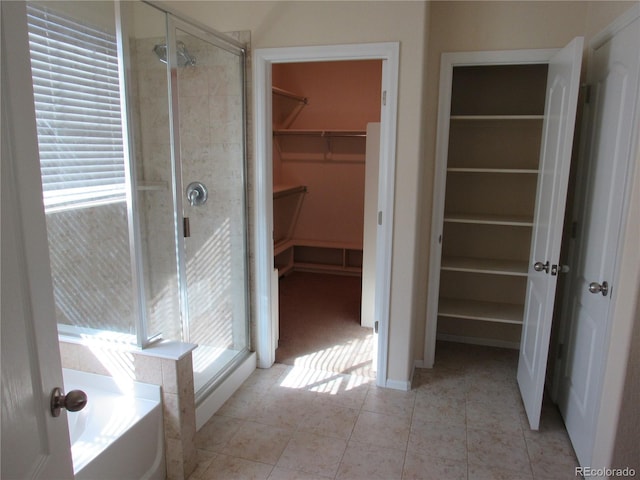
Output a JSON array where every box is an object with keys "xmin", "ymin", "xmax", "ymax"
[
  {"xmin": 384, "ymin": 378, "xmax": 412, "ymax": 391},
  {"xmin": 436, "ymin": 333, "xmax": 520, "ymax": 350},
  {"xmin": 195, "ymin": 352, "xmax": 256, "ymax": 430}
]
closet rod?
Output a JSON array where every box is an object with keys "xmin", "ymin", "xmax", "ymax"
[
  {"xmin": 273, "ymin": 130, "xmax": 366, "ymax": 138},
  {"xmin": 272, "ymin": 86, "xmax": 308, "ymax": 104}
]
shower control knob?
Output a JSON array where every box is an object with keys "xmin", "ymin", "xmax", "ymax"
[
  {"xmin": 186, "ymin": 181, "xmax": 208, "ymax": 207},
  {"xmin": 50, "ymin": 387, "xmax": 88, "ymax": 417}
]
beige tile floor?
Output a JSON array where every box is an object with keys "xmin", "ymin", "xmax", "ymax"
[{"xmin": 190, "ymin": 342, "xmax": 580, "ymax": 480}]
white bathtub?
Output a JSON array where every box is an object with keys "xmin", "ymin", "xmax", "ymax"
[{"xmin": 63, "ymin": 369, "xmax": 165, "ymax": 480}]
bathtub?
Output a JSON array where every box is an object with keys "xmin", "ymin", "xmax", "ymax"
[{"xmin": 63, "ymin": 369, "xmax": 165, "ymax": 480}]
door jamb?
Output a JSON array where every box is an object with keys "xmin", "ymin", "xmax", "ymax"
[{"xmin": 253, "ymin": 42, "xmax": 400, "ymax": 388}]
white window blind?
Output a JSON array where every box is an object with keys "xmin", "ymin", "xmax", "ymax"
[{"xmin": 26, "ymin": 3, "xmax": 126, "ymax": 212}]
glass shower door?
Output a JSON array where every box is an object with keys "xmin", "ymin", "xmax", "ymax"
[{"xmin": 170, "ymin": 20, "xmax": 249, "ymax": 396}]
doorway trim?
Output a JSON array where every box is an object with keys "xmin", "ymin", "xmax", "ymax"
[{"xmin": 253, "ymin": 42, "xmax": 399, "ymax": 387}]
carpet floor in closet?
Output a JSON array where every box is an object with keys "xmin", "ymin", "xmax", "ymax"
[{"xmin": 274, "ymin": 271, "xmax": 375, "ymax": 378}]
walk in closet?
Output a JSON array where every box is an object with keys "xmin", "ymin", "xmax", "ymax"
[
  {"xmin": 271, "ymin": 60, "xmax": 381, "ymax": 280},
  {"xmin": 270, "ymin": 60, "xmax": 382, "ymax": 371},
  {"xmin": 437, "ymin": 63, "xmax": 549, "ymax": 347}
]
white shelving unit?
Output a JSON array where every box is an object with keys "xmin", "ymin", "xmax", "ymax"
[{"xmin": 436, "ymin": 63, "xmax": 549, "ymax": 347}]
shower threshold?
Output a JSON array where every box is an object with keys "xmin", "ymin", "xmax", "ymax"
[{"xmin": 192, "ymin": 345, "xmax": 247, "ymax": 394}]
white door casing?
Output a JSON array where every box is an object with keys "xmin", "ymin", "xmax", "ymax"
[
  {"xmin": 557, "ymin": 9, "xmax": 640, "ymax": 467},
  {"xmin": 517, "ymin": 36, "xmax": 584, "ymax": 430},
  {"xmin": 253, "ymin": 43, "xmax": 399, "ymax": 388},
  {"xmin": 1, "ymin": 2, "xmax": 74, "ymax": 478}
]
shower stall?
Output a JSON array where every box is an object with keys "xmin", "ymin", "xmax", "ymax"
[{"xmin": 29, "ymin": 0, "xmax": 251, "ymax": 401}]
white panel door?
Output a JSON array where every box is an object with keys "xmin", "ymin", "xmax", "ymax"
[
  {"xmin": 1, "ymin": 2, "xmax": 74, "ymax": 478},
  {"xmin": 557, "ymin": 11, "xmax": 640, "ymax": 466},
  {"xmin": 517, "ymin": 37, "xmax": 583, "ymax": 430}
]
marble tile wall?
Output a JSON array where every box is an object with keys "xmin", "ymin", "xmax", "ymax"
[{"xmin": 45, "ymin": 203, "xmax": 135, "ymax": 334}]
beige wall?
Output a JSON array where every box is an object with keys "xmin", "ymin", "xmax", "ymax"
[{"xmin": 165, "ymin": 0, "xmax": 431, "ymax": 382}]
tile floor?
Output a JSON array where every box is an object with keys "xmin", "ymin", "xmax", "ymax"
[{"xmin": 190, "ymin": 342, "xmax": 580, "ymax": 480}]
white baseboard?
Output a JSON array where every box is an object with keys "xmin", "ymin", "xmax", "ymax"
[
  {"xmin": 436, "ymin": 333, "xmax": 520, "ymax": 350},
  {"xmin": 384, "ymin": 378, "xmax": 412, "ymax": 391},
  {"xmin": 195, "ymin": 352, "xmax": 256, "ymax": 430}
]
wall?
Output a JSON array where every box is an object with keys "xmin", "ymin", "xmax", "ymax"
[
  {"xmin": 164, "ymin": 0, "xmax": 431, "ymax": 383},
  {"xmin": 272, "ymin": 60, "xmax": 381, "ymax": 245}
]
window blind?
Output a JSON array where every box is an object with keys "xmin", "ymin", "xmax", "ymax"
[{"xmin": 26, "ymin": 3, "xmax": 126, "ymax": 212}]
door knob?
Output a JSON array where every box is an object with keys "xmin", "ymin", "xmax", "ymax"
[
  {"xmin": 50, "ymin": 387, "xmax": 87, "ymax": 417},
  {"xmin": 588, "ymin": 281, "xmax": 609, "ymax": 296},
  {"xmin": 533, "ymin": 261, "xmax": 549, "ymax": 273}
]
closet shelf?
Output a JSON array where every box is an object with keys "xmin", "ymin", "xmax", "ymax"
[
  {"xmin": 450, "ymin": 115, "xmax": 544, "ymax": 121},
  {"xmin": 273, "ymin": 129, "xmax": 366, "ymax": 138},
  {"xmin": 438, "ymin": 298, "xmax": 524, "ymax": 324},
  {"xmin": 443, "ymin": 213, "xmax": 534, "ymax": 227},
  {"xmin": 447, "ymin": 167, "xmax": 539, "ymax": 174},
  {"xmin": 441, "ymin": 256, "xmax": 528, "ymax": 276},
  {"xmin": 273, "ymin": 184, "xmax": 307, "ymax": 199},
  {"xmin": 272, "ymin": 86, "xmax": 308, "ymax": 104}
]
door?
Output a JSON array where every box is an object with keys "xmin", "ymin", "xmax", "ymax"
[
  {"xmin": 517, "ymin": 37, "xmax": 583, "ymax": 430},
  {"xmin": 169, "ymin": 18, "xmax": 250, "ymax": 395},
  {"xmin": 1, "ymin": 2, "xmax": 74, "ymax": 478},
  {"xmin": 557, "ymin": 11, "xmax": 640, "ymax": 466}
]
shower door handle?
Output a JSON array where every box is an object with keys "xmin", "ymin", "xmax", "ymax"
[{"xmin": 183, "ymin": 217, "xmax": 191, "ymax": 238}]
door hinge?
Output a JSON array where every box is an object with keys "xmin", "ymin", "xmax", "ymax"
[
  {"xmin": 378, "ymin": 211, "xmax": 383, "ymax": 225},
  {"xmin": 582, "ymin": 84, "xmax": 592, "ymax": 104},
  {"xmin": 183, "ymin": 217, "xmax": 190, "ymax": 238},
  {"xmin": 374, "ymin": 321, "xmax": 379, "ymax": 334},
  {"xmin": 382, "ymin": 90, "xmax": 387, "ymax": 106}
]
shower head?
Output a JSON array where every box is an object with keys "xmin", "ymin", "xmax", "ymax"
[{"xmin": 153, "ymin": 41, "xmax": 196, "ymax": 67}]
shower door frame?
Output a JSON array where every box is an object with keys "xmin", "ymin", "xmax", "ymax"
[
  {"xmin": 165, "ymin": 12, "xmax": 252, "ymax": 389},
  {"xmin": 166, "ymin": 14, "xmax": 249, "ymax": 344}
]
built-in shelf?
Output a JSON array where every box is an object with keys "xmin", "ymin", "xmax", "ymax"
[
  {"xmin": 273, "ymin": 184, "xmax": 307, "ymax": 199},
  {"xmin": 450, "ymin": 115, "xmax": 544, "ymax": 121},
  {"xmin": 447, "ymin": 168, "xmax": 539, "ymax": 174},
  {"xmin": 274, "ymin": 238, "xmax": 363, "ymax": 277},
  {"xmin": 272, "ymin": 86, "xmax": 308, "ymax": 129},
  {"xmin": 441, "ymin": 256, "xmax": 528, "ymax": 276},
  {"xmin": 443, "ymin": 213, "xmax": 534, "ymax": 226},
  {"xmin": 438, "ymin": 297, "xmax": 524, "ymax": 324},
  {"xmin": 272, "ymin": 86, "xmax": 308, "ymax": 104}
]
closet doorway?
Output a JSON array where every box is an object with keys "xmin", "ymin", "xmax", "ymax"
[
  {"xmin": 271, "ymin": 60, "xmax": 382, "ymax": 378},
  {"xmin": 253, "ymin": 43, "xmax": 400, "ymax": 388}
]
